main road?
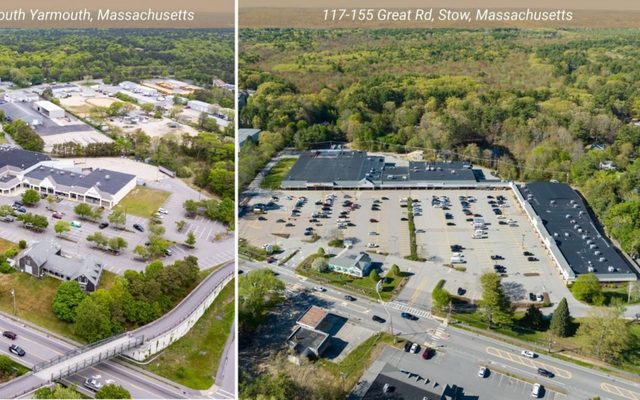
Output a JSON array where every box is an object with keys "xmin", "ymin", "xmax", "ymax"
[
  {"xmin": 242, "ymin": 259, "xmax": 640, "ymax": 400},
  {"xmin": 0, "ymin": 261, "xmax": 235, "ymax": 399}
]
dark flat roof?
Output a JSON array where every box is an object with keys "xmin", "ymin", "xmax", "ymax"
[
  {"xmin": 362, "ymin": 373, "xmax": 441, "ymax": 400},
  {"xmin": 521, "ymin": 182, "xmax": 635, "ymax": 277},
  {"xmin": 287, "ymin": 326, "xmax": 329, "ymax": 355},
  {"xmin": 0, "ymin": 146, "xmax": 51, "ymax": 170}
]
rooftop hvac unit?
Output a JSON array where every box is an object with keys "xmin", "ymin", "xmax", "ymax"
[
  {"xmin": 579, "ymin": 211, "xmax": 585, "ymax": 216},
  {"xmin": 553, "ymin": 232, "xmax": 559, "ymax": 237},
  {"xmin": 594, "ymin": 250, "xmax": 601, "ymax": 256},
  {"xmin": 573, "ymin": 204, "xmax": 579, "ymax": 208},
  {"xmin": 599, "ymin": 257, "xmax": 606, "ymax": 262},
  {"xmin": 586, "ymin": 239, "xmax": 593, "ymax": 245},
  {"xmin": 582, "ymin": 235, "xmax": 588, "ymax": 240},
  {"xmin": 589, "ymin": 244, "xmax": 597, "ymax": 249},
  {"xmin": 573, "ymin": 224, "xmax": 580, "ymax": 230},
  {"xmin": 608, "ymin": 266, "xmax": 615, "ymax": 272},
  {"xmin": 564, "ymin": 232, "xmax": 570, "ymax": 237},
  {"xmin": 570, "ymin": 199, "xmax": 575, "ymax": 204},
  {"xmin": 578, "ymin": 228, "xmax": 583, "ymax": 233},
  {"xmin": 565, "ymin": 214, "xmax": 571, "ymax": 219},
  {"xmin": 550, "ymin": 200, "xmax": 556, "ymax": 205},
  {"xmin": 588, "ymin": 266, "xmax": 595, "ymax": 272}
]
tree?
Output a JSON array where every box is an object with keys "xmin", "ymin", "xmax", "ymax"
[
  {"xmin": 96, "ymin": 384, "xmax": 131, "ymax": 399},
  {"xmin": 53, "ymin": 220, "xmax": 71, "ymax": 236},
  {"xmin": 46, "ymin": 195, "xmax": 57, "ymax": 207},
  {"xmin": 572, "ymin": 273, "xmax": 604, "ymax": 304},
  {"xmin": 479, "ymin": 272, "xmax": 513, "ymax": 328},
  {"xmin": 183, "ymin": 199, "xmax": 199, "ymax": 218},
  {"xmin": 35, "ymin": 384, "xmax": 83, "ymax": 399},
  {"xmin": 74, "ymin": 203, "xmax": 93, "ymax": 220},
  {"xmin": 521, "ymin": 304, "xmax": 544, "ymax": 331},
  {"xmin": 108, "ymin": 210, "xmax": 126, "ymax": 228},
  {"xmin": 0, "ymin": 205, "xmax": 15, "ymax": 217},
  {"xmin": 576, "ymin": 307, "xmax": 632, "ymax": 364},
  {"xmin": 311, "ymin": 257, "xmax": 328, "ymax": 273},
  {"xmin": 52, "ymin": 281, "xmax": 87, "ymax": 323},
  {"xmin": 73, "ymin": 296, "xmax": 113, "ymax": 343},
  {"xmin": 432, "ymin": 285, "xmax": 451, "ymax": 311},
  {"xmin": 17, "ymin": 213, "xmax": 48, "ymax": 231},
  {"xmin": 185, "ymin": 231, "xmax": 196, "ymax": 248},
  {"xmin": 133, "ymin": 245, "xmax": 150, "ymax": 260},
  {"xmin": 140, "ymin": 103, "xmax": 155, "ymax": 116},
  {"xmin": 21, "ymin": 189, "xmax": 40, "ymax": 206},
  {"xmin": 316, "ymin": 247, "xmax": 325, "ymax": 257},
  {"xmin": 550, "ymin": 297, "xmax": 572, "ymax": 337},
  {"xmin": 370, "ymin": 268, "xmax": 380, "ymax": 282},
  {"xmin": 108, "ymin": 237, "xmax": 128, "ymax": 253},
  {"xmin": 239, "ymin": 269, "xmax": 285, "ymax": 334},
  {"xmin": 87, "ymin": 232, "xmax": 109, "ymax": 249},
  {"xmin": 175, "ymin": 220, "xmax": 186, "ymax": 232},
  {"xmin": 18, "ymin": 240, "xmax": 26, "ymax": 249},
  {"xmin": 389, "ymin": 264, "xmax": 400, "ymax": 277}
]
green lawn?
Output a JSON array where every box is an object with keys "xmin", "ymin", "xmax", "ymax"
[
  {"xmin": 114, "ymin": 187, "xmax": 170, "ymax": 218},
  {"xmin": 260, "ymin": 158, "xmax": 297, "ymax": 189},
  {"xmin": 142, "ymin": 279, "xmax": 235, "ymax": 389},
  {"xmin": 0, "ymin": 237, "xmax": 15, "ymax": 254},
  {"xmin": 0, "ymin": 273, "xmax": 80, "ymax": 342},
  {"xmin": 296, "ymin": 255, "xmax": 407, "ymax": 301}
]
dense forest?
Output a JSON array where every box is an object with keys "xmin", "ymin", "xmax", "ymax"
[
  {"xmin": 239, "ymin": 28, "xmax": 640, "ymax": 256},
  {"xmin": 0, "ymin": 29, "xmax": 234, "ymax": 85}
]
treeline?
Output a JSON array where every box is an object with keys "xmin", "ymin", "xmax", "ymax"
[
  {"xmin": 239, "ymin": 28, "xmax": 640, "ymax": 255},
  {"xmin": 3, "ymin": 119, "xmax": 44, "ymax": 152},
  {"xmin": 52, "ymin": 256, "xmax": 200, "ymax": 342},
  {"xmin": 0, "ymin": 29, "xmax": 233, "ymax": 86}
]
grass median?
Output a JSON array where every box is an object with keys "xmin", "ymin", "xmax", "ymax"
[{"xmin": 114, "ymin": 187, "xmax": 170, "ymax": 218}]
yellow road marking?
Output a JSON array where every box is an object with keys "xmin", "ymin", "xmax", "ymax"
[
  {"xmin": 601, "ymin": 383, "xmax": 640, "ymax": 400},
  {"xmin": 485, "ymin": 346, "xmax": 572, "ymax": 379}
]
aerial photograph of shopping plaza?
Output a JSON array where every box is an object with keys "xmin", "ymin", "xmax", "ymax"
[
  {"xmin": 0, "ymin": 29, "xmax": 235, "ymax": 399},
  {"xmin": 237, "ymin": 27, "xmax": 640, "ymax": 400}
]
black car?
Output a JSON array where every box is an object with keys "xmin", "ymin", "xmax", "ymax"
[
  {"xmin": 372, "ymin": 315, "xmax": 386, "ymax": 323},
  {"xmin": 529, "ymin": 292, "xmax": 536, "ymax": 301},
  {"xmin": 404, "ymin": 341, "xmax": 413, "ymax": 352},
  {"xmin": 344, "ymin": 295, "xmax": 356, "ymax": 301},
  {"xmin": 98, "ymin": 222, "xmax": 109, "ymax": 229},
  {"xmin": 527, "ymin": 256, "xmax": 538, "ymax": 262},
  {"xmin": 523, "ymin": 251, "xmax": 533, "ymax": 256},
  {"xmin": 9, "ymin": 344, "xmax": 25, "ymax": 357},
  {"xmin": 401, "ymin": 312, "xmax": 418, "ymax": 321},
  {"xmin": 457, "ymin": 287, "xmax": 466, "ymax": 295},
  {"xmin": 258, "ymin": 216, "xmax": 267, "ymax": 221},
  {"xmin": 450, "ymin": 244, "xmax": 462, "ymax": 252},
  {"xmin": 133, "ymin": 224, "xmax": 144, "ymax": 232},
  {"xmin": 537, "ymin": 368, "xmax": 555, "ymax": 378}
]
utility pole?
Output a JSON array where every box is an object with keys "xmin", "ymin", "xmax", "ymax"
[
  {"xmin": 376, "ymin": 279, "xmax": 395, "ymax": 343},
  {"xmin": 10, "ymin": 289, "xmax": 16, "ymax": 315}
]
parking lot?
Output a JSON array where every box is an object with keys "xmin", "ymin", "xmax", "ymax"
[
  {"xmin": 366, "ymin": 346, "xmax": 566, "ymax": 399},
  {"xmin": 241, "ymin": 188, "xmax": 575, "ymax": 310},
  {"xmin": 0, "ymin": 177, "xmax": 233, "ymax": 274}
]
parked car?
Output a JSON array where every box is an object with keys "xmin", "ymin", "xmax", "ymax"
[
  {"xmin": 52, "ymin": 213, "xmax": 63, "ymax": 219},
  {"xmin": 344, "ymin": 295, "xmax": 356, "ymax": 301},
  {"xmin": 422, "ymin": 347, "xmax": 433, "ymax": 360},
  {"xmin": 403, "ymin": 341, "xmax": 413, "ymax": 352},
  {"xmin": 478, "ymin": 366, "xmax": 488, "ymax": 378},
  {"xmin": 531, "ymin": 383, "xmax": 542, "ymax": 398},
  {"xmin": 523, "ymin": 251, "xmax": 533, "ymax": 256},
  {"xmin": 133, "ymin": 223, "xmax": 144, "ymax": 232},
  {"xmin": 457, "ymin": 287, "xmax": 466, "ymax": 296},
  {"xmin": 2, "ymin": 331, "xmax": 16, "ymax": 340},
  {"xmin": 164, "ymin": 248, "xmax": 173, "ymax": 257},
  {"xmin": 276, "ymin": 219, "xmax": 286, "ymax": 223},
  {"xmin": 410, "ymin": 343, "xmax": 420, "ymax": 354},
  {"xmin": 313, "ymin": 286, "xmax": 326, "ymax": 292},
  {"xmin": 98, "ymin": 222, "xmax": 109, "ymax": 229},
  {"xmin": 372, "ymin": 315, "xmax": 386, "ymax": 323},
  {"xmin": 258, "ymin": 216, "xmax": 267, "ymax": 221},
  {"xmin": 15, "ymin": 207, "xmax": 26, "ymax": 214},
  {"xmin": 527, "ymin": 256, "xmax": 539, "ymax": 262},
  {"xmin": 369, "ymin": 218, "xmax": 378, "ymax": 223},
  {"xmin": 70, "ymin": 221, "xmax": 81, "ymax": 228},
  {"xmin": 521, "ymin": 350, "xmax": 536, "ymax": 358},
  {"xmin": 537, "ymin": 368, "xmax": 554, "ymax": 378},
  {"xmin": 157, "ymin": 208, "xmax": 168, "ymax": 215},
  {"xmin": 9, "ymin": 344, "xmax": 25, "ymax": 357},
  {"xmin": 1, "ymin": 216, "xmax": 15, "ymax": 222}
]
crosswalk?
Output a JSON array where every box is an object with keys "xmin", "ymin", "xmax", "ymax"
[{"xmin": 388, "ymin": 301, "xmax": 433, "ymax": 320}]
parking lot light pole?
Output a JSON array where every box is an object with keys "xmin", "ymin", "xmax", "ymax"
[
  {"xmin": 376, "ymin": 279, "xmax": 395, "ymax": 343},
  {"xmin": 10, "ymin": 288, "xmax": 16, "ymax": 315}
]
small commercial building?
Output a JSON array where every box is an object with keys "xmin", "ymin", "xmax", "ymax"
[
  {"xmin": 286, "ymin": 306, "xmax": 341, "ymax": 364},
  {"xmin": 0, "ymin": 146, "xmax": 51, "ymax": 195},
  {"xmin": 33, "ymin": 100, "xmax": 65, "ymax": 119},
  {"xmin": 327, "ymin": 252, "xmax": 373, "ymax": 278},
  {"xmin": 187, "ymin": 100, "xmax": 216, "ymax": 114},
  {"xmin": 17, "ymin": 240, "xmax": 103, "ymax": 292}
]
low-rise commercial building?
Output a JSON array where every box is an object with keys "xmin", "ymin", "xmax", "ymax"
[
  {"xmin": 187, "ymin": 100, "xmax": 216, "ymax": 114},
  {"xmin": 33, "ymin": 100, "xmax": 65, "ymax": 119},
  {"xmin": 328, "ymin": 252, "xmax": 373, "ymax": 277}
]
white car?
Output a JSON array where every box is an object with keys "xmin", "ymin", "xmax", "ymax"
[
  {"xmin": 531, "ymin": 383, "xmax": 541, "ymax": 398},
  {"xmin": 157, "ymin": 208, "xmax": 168, "ymax": 215},
  {"xmin": 313, "ymin": 286, "xmax": 326, "ymax": 292},
  {"xmin": 410, "ymin": 342, "xmax": 420, "ymax": 353},
  {"xmin": 521, "ymin": 350, "xmax": 536, "ymax": 358},
  {"xmin": 368, "ymin": 231, "xmax": 378, "ymax": 236},
  {"xmin": 83, "ymin": 378, "xmax": 103, "ymax": 392},
  {"xmin": 478, "ymin": 367, "xmax": 487, "ymax": 378},
  {"xmin": 366, "ymin": 243, "xmax": 379, "ymax": 248}
]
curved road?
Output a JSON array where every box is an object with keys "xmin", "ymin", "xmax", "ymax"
[{"xmin": 0, "ymin": 261, "xmax": 234, "ymax": 399}]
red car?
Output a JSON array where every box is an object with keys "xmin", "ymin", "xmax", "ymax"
[
  {"xmin": 52, "ymin": 213, "xmax": 63, "ymax": 219},
  {"xmin": 422, "ymin": 347, "xmax": 433, "ymax": 360}
]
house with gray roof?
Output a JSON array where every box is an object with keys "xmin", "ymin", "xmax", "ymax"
[
  {"xmin": 17, "ymin": 240, "xmax": 103, "ymax": 292},
  {"xmin": 328, "ymin": 252, "xmax": 372, "ymax": 278}
]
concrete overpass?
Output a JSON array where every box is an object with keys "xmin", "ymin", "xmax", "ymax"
[{"xmin": 0, "ymin": 261, "xmax": 234, "ymax": 398}]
